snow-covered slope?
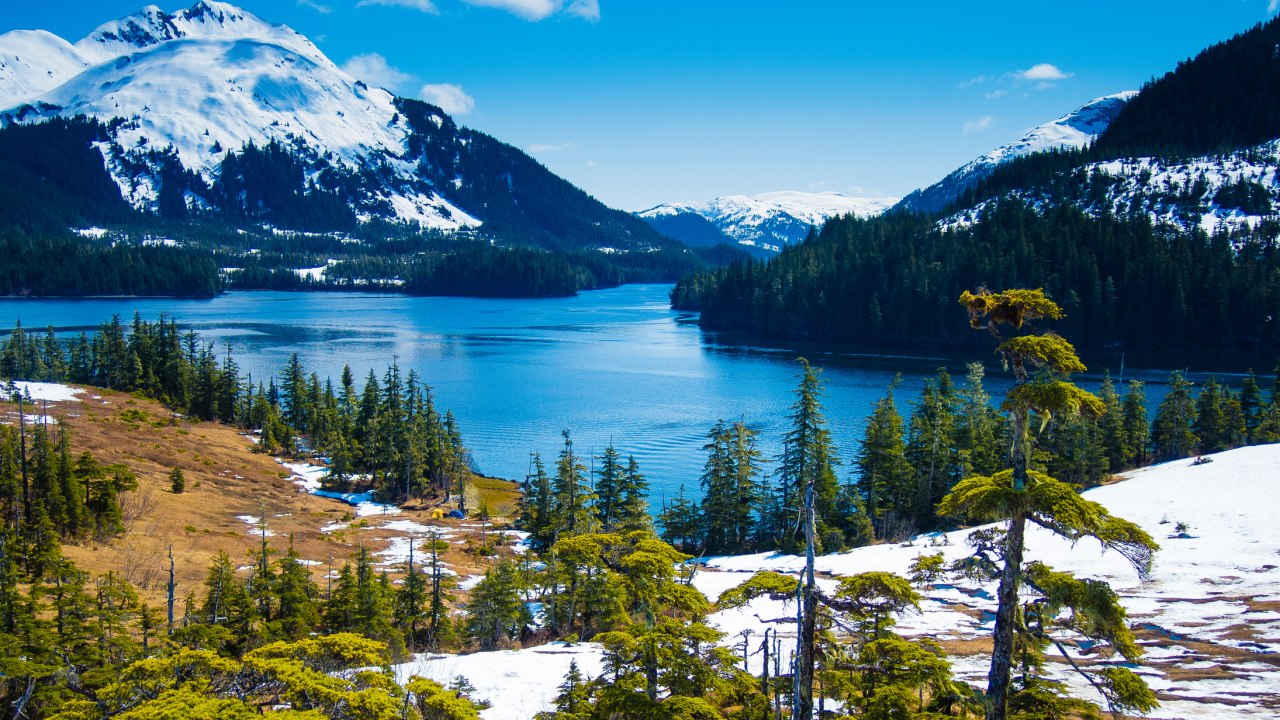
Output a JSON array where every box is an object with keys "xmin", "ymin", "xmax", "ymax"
[
  {"xmin": 897, "ymin": 92, "xmax": 1137, "ymax": 214},
  {"xmin": 640, "ymin": 191, "xmax": 898, "ymax": 252},
  {"xmin": 73, "ymin": 1, "xmax": 327, "ymax": 65},
  {"xmin": 941, "ymin": 139, "xmax": 1280, "ymax": 238},
  {"xmin": 0, "ymin": 30, "xmax": 94, "ymax": 110},
  {"xmin": 395, "ymin": 444, "xmax": 1280, "ymax": 720},
  {"xmin": 0, "ymin": 1, "xmax": 485, "ymax": 229}
]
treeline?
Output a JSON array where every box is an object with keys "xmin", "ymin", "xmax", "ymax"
[
  {"xmin": 228, "ymin": 241, "xmax": 741, "ymax": 298},
  {"xmin": 1094, "ymin": 15, "xmax": 1280, "ymax": 160},
  {"xmin": 0, "ymin": 230, "xmax": 221, "ymax": 297},
  {"xmin": 673, "ymin": 200, "xmax": 1280, "ymax": 349},
  {"xmin": 653, "ymin": 358, "xmax": 1280, "ymax": 552},
  {"xmin": 0, "ymin": 317, "xmax": 470, "ymax": 505}
]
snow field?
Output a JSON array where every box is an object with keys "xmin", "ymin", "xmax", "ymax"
[{"xmin": 391, "ymin": 444, "xmax": 1280, "ymax": 720}]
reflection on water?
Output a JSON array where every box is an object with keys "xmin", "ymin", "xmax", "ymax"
[{"xmin": 0, "ymin": 285, "xmax": 1267, "ymax": 506}]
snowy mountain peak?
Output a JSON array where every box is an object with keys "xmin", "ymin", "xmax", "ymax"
[
  {"xmin": 74, "ymin": 1, "xmax": 324, "ymax": 66},
  {"xmin": 896, "ymin": 91, "xmax": 1137, "ymax": 214},
  {"xmin": 984, "ymin": 91, "xmax": 1138, "ymax": 165},
  {"xmin": 0, "ymin": 30, "xmax": 95, "ymax": 110},
  {"xmin": 640, "ymin": 191, "xmax": 898, "ymax": 252}
]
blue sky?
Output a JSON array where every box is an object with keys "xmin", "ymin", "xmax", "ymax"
[{"xmin": 3, "ymin": 1, "xmax": 1277, "ymax": 210}]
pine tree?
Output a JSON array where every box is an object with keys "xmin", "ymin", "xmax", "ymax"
[
  {"xmin": 466, "ymin": 559, "xmax": 526, "ymax": 651},
  {"xmin": 273, "ymin": 540, "xmax": 319, "ymax": 640},
  {"xmin": 594, "ymin": 444, "xmax": 624, "ymax": 531},
  {"xmin": 169, "ymin": 467, "xmax": 185, "ymax": 494},
  {"xmin": 614, "ymin": 456, "xmax": 653, "ymax": 533},
  {"xmin": 905, "ymin": 369, "xmax": 957, "ymax": 529},
  {"xmin": 778, "ymin": 358, "xmax": 841, "ymax": 551},
  {"xmin": 520, "ymin": 452, "xmax": 555, "ymax": 550},
  {"xmin": 551, "ymin": 431, "xmax": 597, "ymax": 538},
  {"xmin": 945, "ymin": 288, "xmax": 1157, "ymax": 720},
  {"xmin": 857, "ymin": 385, "xmax": 913, "ymax": 541},
  {"xmin": 1096, "ymin": 372, "xmax": 1130, "ymax": 473},
  {"xmin": 1152, "ymin": 370, "xmax": 1199, "ymax": 461},
  {"xmin": 1121, "ymin": 381, "xmax": 1151, "ymax": 467},
  {"xmin": 656, "ymin": 485, "xmax": 701, "ymax": 554}
]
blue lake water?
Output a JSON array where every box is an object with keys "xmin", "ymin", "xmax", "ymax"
[{"xmin": 0, "ymin": 285, "xmax": 1263, "ymax": 506}]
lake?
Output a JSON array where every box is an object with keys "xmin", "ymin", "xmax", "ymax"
[{"xmin": 0, "ymin": 285, "xmax": 1265, "ymax": 506}]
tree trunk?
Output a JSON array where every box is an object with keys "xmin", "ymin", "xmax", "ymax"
[
  {"xmin": 986, "ymin": 510, "xmax": 1026, "ymax": 720},
  {"xmin": 794, "ymin": 470, "xmax": 817, "ymax": 720}
]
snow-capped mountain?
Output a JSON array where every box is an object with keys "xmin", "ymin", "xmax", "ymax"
[
  {"xmin": 640, "ymin": 191, "xmax": 898, "ymax": 253},
  {"xmin": 896, "ymin": 92, "xmax": 1137, "ymax": 214},
  {"xmin": 0, "ymin": 1, "xmax": 662, "ymax": 248}
]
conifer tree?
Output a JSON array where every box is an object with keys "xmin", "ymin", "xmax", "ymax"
[
  {"xmin": 856, "ymin": 385, "xmax": 913, "ymax": 540},
  {"xmin": 778, "ymin": 358, "xmax": 842, "ymax": 551},
  {"xmin": 169, "ymin": 467, "xmax": 185, "ymax": 494},
  {"xmin": 273, "ymin": 540, "xmax": 320, "ymax": 640},
  {"xmin": 1152, "ymin": 370, "xmax": 1199, "ymax": 461},
  {"xmin": 594, "ymin": 444, "xmax": 624, "ymax": 531},
  {"xmin": 905, "ymin": 369, "xmax": 957, "ymax": 529},
  {"xmin": 1121, "ymin": 381, "xmax": 1151, "ymax": 467},
  {"xmin": 466, "ymin": 559, "xmax": 527, "ymax": 651},
  {"xmin": 614, "ymin": 456, "xmax": 653, "ymax": 534},
  {"xmin": 945, "ymin": 288, "xmax": 1157, "ymax": 720},
  {"xmin": 552, "ymin": 431, "xmax": 597, "ymax": 539}
]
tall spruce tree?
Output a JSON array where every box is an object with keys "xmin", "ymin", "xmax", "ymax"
[
  {"xmin": 856, "ymin": 385, "xmax": 913, "ymax": 541},
  {"xmin": 1152, "ymin": 371, "xmax": 1199, "ymax": 461},
  {"xmin": 944, "ymin": 288, "xmax": 1157, "ymax": 720}
]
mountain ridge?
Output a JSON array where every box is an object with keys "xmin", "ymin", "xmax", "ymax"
[{"xmin": 639, "ymin": 190, "xmax": 897, "ymax": 253}]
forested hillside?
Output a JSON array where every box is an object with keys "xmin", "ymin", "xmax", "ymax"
[
  {"xmin": 675, "ymin": 17, "xmax": 1280, "ymax": 351},
  {"xmin": 673, "ymin": 201, "xmax": 1280, "ymax": 349}
]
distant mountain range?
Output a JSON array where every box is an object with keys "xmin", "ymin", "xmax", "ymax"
[
  {"xmin": 0, "ymin": 1, "xmax": 668, "ymax": 254},
  {"xmin": 638, "ymin": 191, "xmax": 897, "ymax": 254}
]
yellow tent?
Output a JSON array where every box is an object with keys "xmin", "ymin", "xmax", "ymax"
[{"xmin": 427, "ymin": 508, "xmax": 446, "ymax": 519}]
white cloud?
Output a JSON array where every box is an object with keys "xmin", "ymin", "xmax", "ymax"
[
  {"xmin": 527, "ymin": 141, "xmax": 576, "ymax": 153},
  {"xmin": 420, "ymin": 83, "xmax": 476, "ymax": 115},
  {"xmin": 1270, "ymin": 0, "xmax": 1278, "ymax": 13},
  {"xmin": 296, "ymin": 0, "xmax": 334, "ymax": 13},
  {"xmin": 460, "ymin": 0, "xmax": 600, "ymax": 21},
  {"xmin": 959, "ymin": 75, "xmax": 990, "ymax": 89},
  {"xmin": 1017, "ymin": 63, "xmax": 1072, "ymax": 82},
  {"xmin": 357, "ymin": 0, "xmax": 439, "ymax": 11},
  {"xmin": 587, "ymin": 160, "xmax": 598, "ymax": 168},
  {"xmin": 985, "ymin": 89, "xmax": 1008, "ymax": 99},
  {"xmin": 566, "ymin": 0, "xmax": 600, "ymax": 21},
  {"xmin": 341, "ymin": 53, "xmax": 416, "ymax": 92},
  {"xmin": 963, "ymin": 116, "xmax": 996, "ymax": 134},
  {"xmin": 463, "ymin": 0, "xmax": 559, "ymax": 20}
]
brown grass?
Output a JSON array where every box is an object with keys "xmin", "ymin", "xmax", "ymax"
[{"xmin": 8, "ymin": 386, "xmax": 517, "ymax": 608}]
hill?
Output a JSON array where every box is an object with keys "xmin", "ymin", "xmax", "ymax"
[
  {"xmin": 395, "ymin": 443, "xmax": 1280, "ymax": 720},
  {"xmin": 10, "ymin": 380, "xmax": 519, "ymax": 610},
  {"xmin": 674, "ymin": 18, "xmax": 1280, "ymax": 350}
]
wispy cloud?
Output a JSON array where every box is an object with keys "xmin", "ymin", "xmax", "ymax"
[
  {"xmin": 463, "ymin": 0, "xmax": 558, "ymax": 20},
  {"xmin": 959, "ymin": 75, "xmax": 990, "ymax": 89},
  {"xmin": 461, "ymin": 0, "xmax": 600, "ymax": 21},
  {"xmin": 341, "ymin": 53, "xmax": 415, "ymax": 92},
  {"xmin": 527, "ymin": 141, "xmax": 576, "ymax": 153},
  {"xmin": 985, "ymin": 89, "xmax": 1008, "ymax": 99},
  {"xmin": 566, "ymin": 0, "xmax": 600, "ymax": 21},
  {"xmin": 1270, "ymin": 0, "xmax": 1278, "ymax": 13},
  {"xmin": 1017, "ymin": 63, "xmax": 1072, "ymax": 82},
  {"xmin": 357, "ymin": 0, "xmax": 439, "ymax": 11},
  {"xmin": 296, "ymin": 0, "xmax": 334, "ymax": 13},
  {"xmin": 963, "ymin": 116, "xmax": 996, "ymax": 134},
  {"xmin": 420, "ymin": 83, "xmax": 476, "ymax": 115}
]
